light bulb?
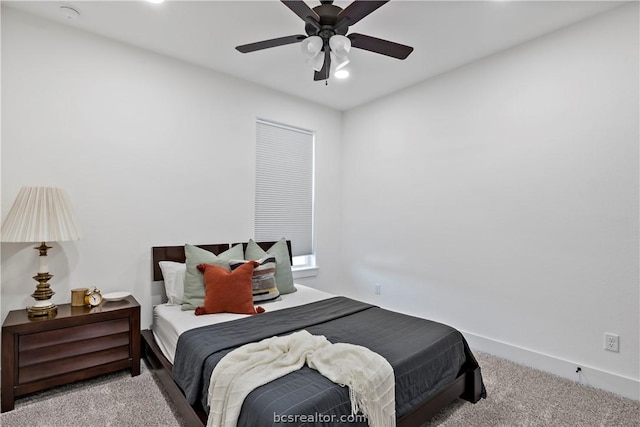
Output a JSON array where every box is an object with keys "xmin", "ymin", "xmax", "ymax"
[{"xmin": 334, "ymin": 69, "xmax": 350, "ymax": 79}]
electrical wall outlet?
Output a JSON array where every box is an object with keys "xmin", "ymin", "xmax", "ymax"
[
  {"xmin": 375, "ymin": 283, "xmax": 381, "ymax": 295},
  {"xmin": 604, "ymin": 333, "xmax": 619, "ymax": 352}
]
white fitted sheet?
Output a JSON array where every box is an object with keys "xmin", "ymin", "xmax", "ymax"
[{"xmin": 152, "ymin": 284, "xmax": 335, "ymax": 364}]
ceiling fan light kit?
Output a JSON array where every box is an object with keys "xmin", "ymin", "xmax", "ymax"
[
  {"xmin": 330, "ymin": 51, "xmax": 349, "ymax": 71},
  {"xmin": 329, "ymin": 34, "xmax": 351, "ymax": 54},
  {"xmin": 329, "ymin": 34, "xmax": 351, "ymax": 71},
  {"xmin": 301, "ymin": 35, "xmax": 323, "ymax": 57},
  {"xmin": 308, "ymin": 50, "xmax": 326, "ymax": 72},
  {"xmin": 236, "ymin": 0, "xmax": 414, "ymax": 82}
]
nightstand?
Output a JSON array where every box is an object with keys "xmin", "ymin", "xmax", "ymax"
[{"xmin": 1, "ymin": 295, "xmax": 140, "ymax": 412}]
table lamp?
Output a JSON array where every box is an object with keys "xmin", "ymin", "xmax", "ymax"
[{"xmin": 1, "ymin": 187, "xmax": 82, "ymax": 317}]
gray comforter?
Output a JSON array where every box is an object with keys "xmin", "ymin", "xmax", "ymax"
[{"xmin": 173, "ymin": 297, "xmax": 484, "ymax": 426}]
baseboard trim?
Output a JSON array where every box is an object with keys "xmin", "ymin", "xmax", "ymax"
[{"xmin": 461, "ymin": 330, "xmax": 639, "ymax": 401}]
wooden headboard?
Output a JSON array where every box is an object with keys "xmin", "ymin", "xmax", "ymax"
[{"xmin": 151, "ymin": 240, "xmax": 293, "ymax": 281}]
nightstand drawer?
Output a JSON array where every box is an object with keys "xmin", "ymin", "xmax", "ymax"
[
  {"xmin": 18, "ymin": 345, "xmax": 131, "ymax": 384},
  {"xmin": 18, "ymin": 318, "xmax": 129, "ymax": 351},
  {"xmin": 19, "ymin": 331, "xmax": 130, "ymax": 367}
]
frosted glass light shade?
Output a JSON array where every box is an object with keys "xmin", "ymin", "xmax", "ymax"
[
  {"xmin": 301, "ymin": 36, "xmax": 323, "ymax": 58},
  {"xmin": 330, "ymin": 51, "xmax": 350, "ymax": 71},
  {"xmin": 329, "ymin": 35, "xmax": 350, "ymax": 72},
  {"xmin": 1, "ymin": 187, "xmax": 82, "ymax": 243},
  {"xmin": 307, "ymin": 52, "xmax": 325, "ymax": 72},
  {"xmin": 329, "ymin": 35, "xmax": 351, "ymax": 55}
]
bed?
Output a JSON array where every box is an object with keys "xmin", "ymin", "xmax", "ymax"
[{"xmin": 141, "ymin": 241, "xmax": 486, "ymax": 426}]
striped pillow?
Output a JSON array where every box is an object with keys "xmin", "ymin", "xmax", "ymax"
[{"xmin": 229, "ymin": 256, "xmax": 280, "ymax": 302}]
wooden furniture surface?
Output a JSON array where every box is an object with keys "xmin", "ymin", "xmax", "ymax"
[
  {"xmin": 1, "ymin": 295, "xmax": 141, "ymax": 412},
  {"xmin": 144, "ymin": 243, "xmax": 483, "ymax": 426}
]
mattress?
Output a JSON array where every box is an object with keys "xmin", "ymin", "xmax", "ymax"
[{"xmin": 152, "ymin": 284, "xmax": 334, "ymax": 363}]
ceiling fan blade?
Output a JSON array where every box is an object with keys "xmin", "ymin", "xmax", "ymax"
[
  {"xmin": 348, "ymin": 33, "xmax": 413, "ymax": 60},
  {"xmin": 335, "ymin": 1, "xmax": 388, "ymax": 31},
  {"xmin": 314, "ymin": 49, "xmax": 331, "ymax": 81},
  {"xmin": 236, "ymin": 34, "xmax": 307, "ymax": 53},
  {"xmin": 281, "ymin": 1, "xmax": 320, "ymax": 23}
]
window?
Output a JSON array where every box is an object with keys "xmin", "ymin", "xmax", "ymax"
[{"xmin": 255, "ymin": 119, "xmax": 316, "ymax": 271}]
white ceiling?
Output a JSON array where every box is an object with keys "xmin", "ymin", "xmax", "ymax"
[{"xmin": 4, "ymin": 0, "xmax": 624, "ymax": 111}]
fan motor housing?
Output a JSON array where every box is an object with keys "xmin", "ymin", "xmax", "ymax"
[{"xmin": 305, "ymin": 4, "xmax": 348, "ymax": 37}]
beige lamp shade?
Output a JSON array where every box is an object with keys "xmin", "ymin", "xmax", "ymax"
[
  {"xmin": 1, "ymin": 186, "xmax": 82, "ymax": 318},
  {"xmin": 1, "ymin": 187, "xmax": 82, "ymax": 243}
]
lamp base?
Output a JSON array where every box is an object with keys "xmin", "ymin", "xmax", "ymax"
[
  {"xmin": 27, "ymin": 303, "xmax": 57, "ymax": 318},
  {"xmin": 27, "ymin": 243, "xmax": 58, "ymax": 318}
]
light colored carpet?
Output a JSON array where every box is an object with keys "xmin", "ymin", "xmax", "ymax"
[
  {"xmin": 0, "ymin": 362, "xmax": 186, "ymax": 427},
  {"xmin": 1, "ymin": 352, "xmax": 638, "ymax": 426},
  {"xmin": 426, "ymin": 352, "xmax": 639, "ymax": 427}
]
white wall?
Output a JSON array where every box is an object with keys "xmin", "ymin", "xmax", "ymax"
[
  {"xmin": 341, "ymin": 4, "xmax": 639, "ymax": 399},
  {"xmin": 1, "ymin": 7, "xmax": 343, "ymax": 329}
]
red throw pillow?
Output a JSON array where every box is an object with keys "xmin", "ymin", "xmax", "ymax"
[{"xmin": 194, "ymin": 261, "xmax": 265, "ymax": 315}]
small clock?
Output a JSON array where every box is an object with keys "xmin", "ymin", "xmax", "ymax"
[{"xmin": 84, "ymin": 287, "xmax": 103, "ymax": 307}]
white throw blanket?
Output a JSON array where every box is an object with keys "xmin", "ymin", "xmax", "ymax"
[{"xmin": 206, "ymin": 330, "xmax": 395, "ymax": 427}]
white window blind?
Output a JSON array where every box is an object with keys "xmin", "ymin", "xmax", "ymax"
[{"xmin": 255, "ymin": 120, "xmax": 314, "ymax": 257}]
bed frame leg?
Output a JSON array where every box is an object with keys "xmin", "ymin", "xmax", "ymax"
[{"xmin": 462, "ymin": 366, "xmax": 483, "ymax": 403}]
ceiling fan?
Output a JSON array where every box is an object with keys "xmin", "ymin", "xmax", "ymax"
[{"xmin": 235, "ymin": 0, "xmax": 414, "ymax": 81}]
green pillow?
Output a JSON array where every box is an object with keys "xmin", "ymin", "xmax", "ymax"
[
  {"xmin": 181, "ymin": 243, "xmax": 244, "ymax": 310},
  {"xmin": 245, "ymin": 238, "xmax": 296, "ymax": 295}
]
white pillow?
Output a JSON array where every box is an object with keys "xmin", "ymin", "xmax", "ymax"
[{"xmin": 158, "ymin": 261, "xmax": 186, "ymax": 305}]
